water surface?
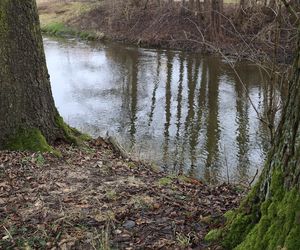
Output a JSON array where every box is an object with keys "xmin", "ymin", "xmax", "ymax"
[{"xmin": 44, "ymin": 37, "xmax": 274, "ymax": 184}]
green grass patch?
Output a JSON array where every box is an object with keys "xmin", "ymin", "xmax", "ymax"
[
  {"xmin": 157, "ymin": 177, "xmax": 173, "ymax": 186},
  {"xmin": 41, "ymin": 22, "xmax": 76, "ymax": 36},
  {"xmin": 41, "ymin": 22, "xmax": 102, "ymax": 40}
]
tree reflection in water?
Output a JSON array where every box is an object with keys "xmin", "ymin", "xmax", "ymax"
[{"xmin": 45, "ymin": 37, "xmax": 276, "ymax": 184}]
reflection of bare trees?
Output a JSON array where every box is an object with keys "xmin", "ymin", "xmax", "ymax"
[
  {"xmin": 172, "ymin": 55, "xmax": 221, "ymax": 182},
  {"xmin": 141, "ymin": 50, "xmax": 271, "ymax": 183},
  {"xmin": 162, "ymin": 52, "xmax": 174, "ymax": 169},
  {"xmin": 48, "ymin": 38, "xmax": 280, "ymax": 183},
  {"xmin": 148, "ymin": 53, "xmax": 162, "ymax": 126},
  {"xmin": 104, "ymin": 45, "xmax": 141, "ymax": 147},
  {"xmin": 186, "ymin": 57, "xmax": 200, "ymax": 176},
  {"xmin": 203, "ymin": 59, "xmax": 221, "ymax": 184},
  {"xmin": 234, "ymin": 70, "xmax": 250, "ymax": 182},
  {"xmin": 191, "ymin": 59, "xmax": 208, "ymax": 174},
  {"xmin": 128, "ymin": 56, "xmax": 138, "ymax": 147},
  {"xmin": 177, "ymin": 56, "xmax": 197, "ymax": 174},
  {"xmin": 174, "ymin": 54, "xmax": 185, "ymax": 173}
]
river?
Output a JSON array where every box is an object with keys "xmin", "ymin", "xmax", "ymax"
[{"xmin": 44, "ymin": 36, "xmax": 277, "ymax": 184}]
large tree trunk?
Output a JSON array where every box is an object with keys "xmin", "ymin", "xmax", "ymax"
[
  {"xmin": 0, "ymin": 0, "xmax": 73, "ymax": 151},
  {"xmin": 219, "ymin": 28, "xmax": 300, "ymax": 249},
  {"xmin": 204, "ymin": 0, "xmax": 212, "ymax": 27}
]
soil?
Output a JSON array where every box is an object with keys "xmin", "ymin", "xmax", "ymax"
[{"xmin": 0, "ymin": 138, "xmax": 243, "ymax": 249}]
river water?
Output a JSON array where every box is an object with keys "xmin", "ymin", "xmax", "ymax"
[{"xmin": 44, "ymin": 36, "xmax": 275, "ymax": 184}]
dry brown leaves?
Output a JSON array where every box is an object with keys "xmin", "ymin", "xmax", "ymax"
[{"xmin": 0, "ymin": 139, "xmax": 243, "ymax": 249}]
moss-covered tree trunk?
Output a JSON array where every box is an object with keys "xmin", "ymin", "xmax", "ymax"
[
  {"xmin": 219, "ymin": 29, "xmax": 300, "ymax": 249},
  {"xmin": 0, "ymin": 0, "xmax": 71, "ymax": 151}
]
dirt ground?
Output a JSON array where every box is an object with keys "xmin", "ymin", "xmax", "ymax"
[{"xmin": 0, "ymin": 139, "xmax": 242, "ymax": 249}]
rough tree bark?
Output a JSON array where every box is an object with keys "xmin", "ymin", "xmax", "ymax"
[
  {"xmin": 0, "ymin": 0, "xmax": 79, "ymax": 151},
  {"xmin": 204, "ymin": 0, "xmax": 212, "ymax": 26},
  {"xmin": 211, "ymin": 0, "xmax": 223, "ymax": 37},
  {"xmin": 207, "ymin": 27, "xmax": 300, "ymax": 249}
]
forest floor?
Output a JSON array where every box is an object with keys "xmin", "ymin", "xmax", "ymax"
[
  {"xmin": 0, "ymin": 138, "xmax": 243, "ymax": 249},
  {"xmin": 36, "ymin": 0, "xmax": 294, "ymax": 63}
]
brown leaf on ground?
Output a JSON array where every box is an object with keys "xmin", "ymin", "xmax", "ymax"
[{"xmin": 0, "ymin": 139, "xmax": 243, "ymax": 249}]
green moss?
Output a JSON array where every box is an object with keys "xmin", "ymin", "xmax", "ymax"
[
  {"xmin": 0, "ymin": 1, "xmax": 9, "ymax": 32},
  {"xmin": 224, "ymin": 210, "xmax": 235, "ymax": 221},
  {"xmin": 219, "ymin": 180, "xmax": 262, "ymax": 249},
  {"xmin": 221, "ymin": 169, "xmax": 300, "ymax": 250},
  {"xmin": 3, "ymin": 116, "xmax": 89, "ymax": 154},
  {"xmin": 79, "ymin": 133, "xmax": 91, "ymax": 141},
  {"xmin": 222, "ymin": 212, "xmax": 257, "ymax": 249},
  {"xmin": 5, "ymin": 128, "xmax": 56, "ymax": 153},
  {"xmin": 55, "ymin": 115, "xmax": 91, "ymax": 145},
  {"xmin": 235, "ymin": 189, "xmax": 300, "ymax": 250},
  {"xmin": 204, "ymin": 229, "xmax": 222, "ymax": 242}
]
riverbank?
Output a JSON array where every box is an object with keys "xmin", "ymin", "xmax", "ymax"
[
  {"xmin": 37, "ymin": 0, "xmax": 295, "ymax": 63},
  {"xmin": 0, "ymin": 138, "xmax": 243, "ymax": 249}
]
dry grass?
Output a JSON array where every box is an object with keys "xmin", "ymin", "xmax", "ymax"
[{"xmin": 37, "ymin": 0, "xmax": 99, "ymax": 27}]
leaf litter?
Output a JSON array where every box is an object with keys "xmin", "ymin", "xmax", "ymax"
[{"xmin": 0, "ymin": 138, "xmax": 243, "ymax": 249}]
